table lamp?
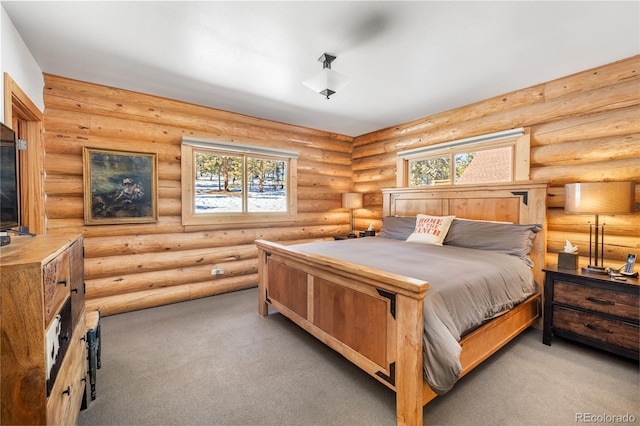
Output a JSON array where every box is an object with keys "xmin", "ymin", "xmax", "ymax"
[
  {"xmin": 564, "ymin": 181, "xmax": 635, "ymax": 274},
  {"xmin": 342, "ymin": 192, "xmax": 363, "ymax": 238}
]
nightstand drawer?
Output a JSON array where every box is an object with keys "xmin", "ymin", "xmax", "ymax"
[
  {"xmin": 553, "ymin": 306, "xmax": 640, "ymax": 352},
  {"xmin": 553, "ymin": 281, "xmax": 639, "ymax": 321}
]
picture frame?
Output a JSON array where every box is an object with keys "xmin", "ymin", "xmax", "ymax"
[{"xmin": 83, "ymin": 147, "xmax": 158, "ymax": 225}]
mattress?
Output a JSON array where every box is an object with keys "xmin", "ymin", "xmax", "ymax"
[{"xmin": 293, "ymin": 237, "xmax": 538, "ymax": 394}]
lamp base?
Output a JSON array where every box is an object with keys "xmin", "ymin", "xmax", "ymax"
[{"xmin": 582, "ymin": 265, "xmax": 609, "ymax": 275}]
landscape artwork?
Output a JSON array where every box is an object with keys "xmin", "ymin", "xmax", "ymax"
[{"xmin": 83, "ymin": 147, "xmax": 158, "ymax": 225}]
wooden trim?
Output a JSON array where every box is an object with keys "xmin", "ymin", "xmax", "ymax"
[
  {"xmin": 3, "ymin": 74, "xmax": 42, "ymax": 123},
  {"xmin": 3, "ymin": 73, "xmax": 45, "ymax": 234},
  {"xmin": 396, "ymin": 129, "xmax": 531, "ymax": 187},
  {"xmin": 181, "ymin": 143, "xmax": 298, "ymax": 227}
]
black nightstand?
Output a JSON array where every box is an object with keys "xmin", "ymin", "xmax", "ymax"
[{"xmin": 543, "ymin": 266, "xmax": 639, "ymax": 360}]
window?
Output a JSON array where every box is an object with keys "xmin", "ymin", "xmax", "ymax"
[
  {"xmin": 181, "ymin": 138, "xmax": 297, "ymax": 227},
  {"xmin": 409, "ymin": 156, "xmax": 450, "ymax": 186},
  {"xmin": 397, "ymin": 128, "xmax": 530, "ymax": 187}
]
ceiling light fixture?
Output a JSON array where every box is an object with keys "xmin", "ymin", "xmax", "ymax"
[{"xmin": 302, "ymin": 53, "xmax": 351, "ymax": 99}]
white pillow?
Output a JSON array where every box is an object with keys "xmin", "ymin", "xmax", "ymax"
[{"xmin": 405, "ymin": 214, "xmax": 456, "ymax": 246}]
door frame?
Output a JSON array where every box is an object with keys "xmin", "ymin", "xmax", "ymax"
[{"xmin": 4, "ymin": 72, "xmax": 45, "ymax": 234}]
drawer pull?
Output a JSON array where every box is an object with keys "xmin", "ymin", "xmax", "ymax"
[
  {"xmin": 584, "ymin": 323, "xmax": 613, "ymax": 334},
  {"xmin": 72, "ymin": 287, "xmax": 79, "ymax": 293},
  {"xmin": 62, "ymin": 386, "xmax": 71, "ymax": 396},
  {"xmin": 62, "ymin": 333, "xmax": 70, "ymax": 342},
  {"xmin": 58, "ymin": 278, "xmax": 68, "ymax": 287},
  {"xmin": 585, "ymin": 296, "xmax": 614, "ymax": 305}
]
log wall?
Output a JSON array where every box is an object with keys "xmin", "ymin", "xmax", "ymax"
[
  {"xmin": 41, "ymin": 55, "xmax": 639, "ymax": 316},
  {"xmin": 353, "ymin": 55, "xmax": 640, "ymax": 268},
  {"xmin": 42, "ymin": 74, "xmax": 354, "ymax": 316}
]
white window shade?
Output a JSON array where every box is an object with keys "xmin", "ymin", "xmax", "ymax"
[
  {"xmin": 398, "ymin": 128, "xmax": 524, "ymax": 159},
  {"xmin": 183, "ymin": 137, "xmax": 298, "ymax": 159}
]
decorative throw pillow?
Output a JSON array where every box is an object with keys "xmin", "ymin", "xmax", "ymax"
[
  {"xmin": 443, "ymin": 219, "xmax": 542, "ymax": 266},
  {"xmin": 405, "ymin": 214, "xmax": 456, "ymax": 246},
  {"xmin": 377, "ymin": 216, "xmax": 417, "ymax": 240}
]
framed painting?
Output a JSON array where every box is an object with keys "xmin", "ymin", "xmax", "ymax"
[{"xmin": 83, "ymin": 147, "xmax": 158, "ymax": 225}]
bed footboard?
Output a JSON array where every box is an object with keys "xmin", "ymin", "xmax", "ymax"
[{"xmin": 256, "ymin": 239, "xmax": 429, "ymax": 425}]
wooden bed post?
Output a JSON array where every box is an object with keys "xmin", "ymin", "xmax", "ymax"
[
  {"xmin": 395, "ymin": 294, "xmax": 425, "ymax": 426},
  {"xmin": 257, "ymin": 247, "xmax": 268, "ymax": 317}
]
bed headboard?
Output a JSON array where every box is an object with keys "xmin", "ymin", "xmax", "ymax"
[{"xmin": 381, "ymin": 181, "xmax": 548, "ymax": 286}]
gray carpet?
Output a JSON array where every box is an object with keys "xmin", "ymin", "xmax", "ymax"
[{"xmin": 78, "ymin": 287, "xmax": 639, "ymax": 426}]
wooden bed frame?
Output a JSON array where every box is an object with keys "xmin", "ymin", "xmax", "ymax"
[{"xmin": 256, "ymin": 181, "xmax": 547, "ymax": 425}]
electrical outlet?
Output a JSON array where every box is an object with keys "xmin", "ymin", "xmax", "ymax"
[{"xmin": 211, "ymin": 268, "xmax": 224, "ymax": 275}]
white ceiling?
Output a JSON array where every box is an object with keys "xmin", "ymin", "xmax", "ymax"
[{"xmin": 2, "ymin": 1, "xmax": 639, "ymax": 137}]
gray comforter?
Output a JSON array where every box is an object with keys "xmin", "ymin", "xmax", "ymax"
[{"xmin": 293, "ymin": 237, "xmax": 537, "ymax": 394}]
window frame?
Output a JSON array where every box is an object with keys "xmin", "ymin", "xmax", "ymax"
[
  {"xmin": 396, "ymin": 128, "xmax": 530, "ymax": 187},
  {"xmin": 181, "ymin": 137, "xmax": 298, "ymax": 227}
]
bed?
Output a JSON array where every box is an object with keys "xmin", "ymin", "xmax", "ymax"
[{"xmin": 256, "ymin": 181, "xmax": 547, "ymax": 425}]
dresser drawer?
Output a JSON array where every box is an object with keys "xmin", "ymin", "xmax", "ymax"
[
  {"xmin": 47, "ymin": 319, "xmax": 87, "ymax": 426},
  {"xmin": 553, "ymin": 280, "xmax": 639, "ymax": 321},
  {"xmin": 553, "ymin": 306, "xmax": 639, "ymax": 352},
  {"xmin": 46, "ymin": 297, "xmax": 73, "ymax": 396},
  {"xmin": 43, "ymin": 249, "xmax": 71, "ymax": 326}
]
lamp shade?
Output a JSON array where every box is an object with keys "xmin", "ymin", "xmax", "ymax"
[
  {"xmin": 303, "ymin": 68, "xmax": 351, "ymax": 98},
  {"xmin": 564, "ymin": 182, "xmax": 635, "ymax": 214},
  {"xmin": 342, "ymin": 192, "xmax": 363, "ymax": 210}
]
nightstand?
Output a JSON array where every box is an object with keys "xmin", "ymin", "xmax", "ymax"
[{"xmin": 543, "ymin": 266, "xmax": 639, "ymax": 360}]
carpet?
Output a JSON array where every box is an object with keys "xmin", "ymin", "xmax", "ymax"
[{"xmin": 78, "ymin": 287, "xmax": 639, "ymax": 425}]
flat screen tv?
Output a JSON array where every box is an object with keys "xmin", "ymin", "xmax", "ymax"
[{"xmin": 0, "ymin": 122, "xmax": 20, "ymax": 233}]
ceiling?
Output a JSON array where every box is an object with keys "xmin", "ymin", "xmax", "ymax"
[{"xmin": 2, "ymin": 1, "xmax": 638, "ymax": 137}]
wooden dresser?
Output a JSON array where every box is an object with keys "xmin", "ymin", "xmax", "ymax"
[
  {"xmin": 1, "ymin": 233, "xmax": 87, "ymax": 425},
  {"xmin": 543, "ymin": 266, "xmax": 639, "ymax": 360}
]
